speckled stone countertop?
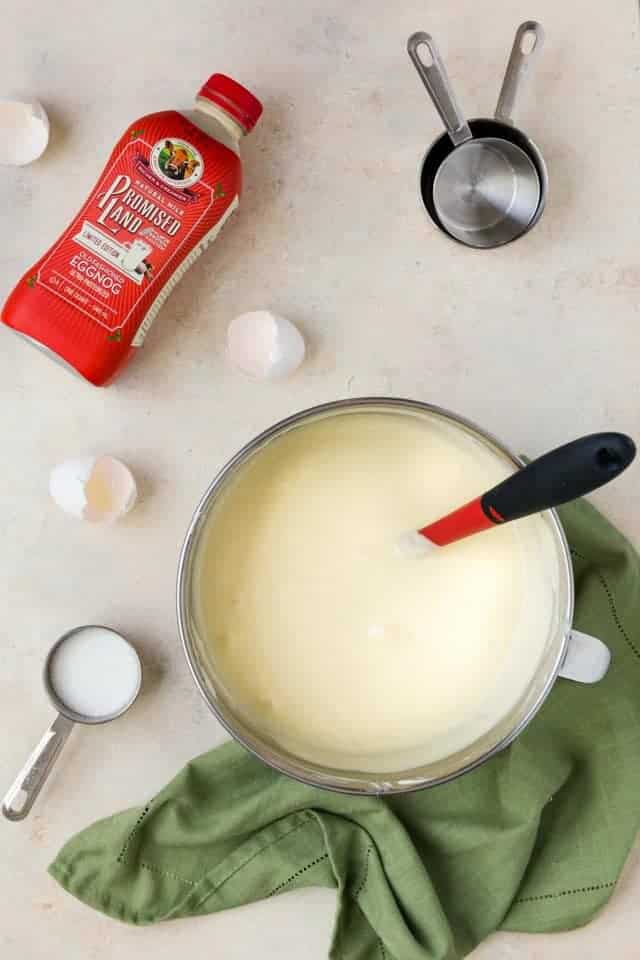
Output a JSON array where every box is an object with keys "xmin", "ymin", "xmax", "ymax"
[{"xmin": 1, "ymin": 1, "xmax": 639, "ymax": 957}]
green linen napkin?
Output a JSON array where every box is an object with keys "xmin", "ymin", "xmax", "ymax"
[{"xmin": 49, "ymin": 499, "xmax": 640, "ymax": 960}]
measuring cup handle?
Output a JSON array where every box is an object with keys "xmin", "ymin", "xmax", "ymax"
[
  {"xmin": 558, "ymin": 630, "xmax": 611, "ymax": 684},
  {"xmin": 407, "ymin": 32, "xmax": 472, "ymax": 147},
  {"xmin": 2, "ymin": 714, "xmax": 74, "ymax": 821},
  {"xmin": 495, "ymin": 21, "xmax": 545, "ymax": 125}
]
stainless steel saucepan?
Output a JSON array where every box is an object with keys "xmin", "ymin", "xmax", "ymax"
[{"xmin": 178, "ymin": 398, "xmax": 611, "ymax": 796}]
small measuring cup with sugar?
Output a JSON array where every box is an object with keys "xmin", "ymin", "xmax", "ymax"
[{"xmin": 2, "ymin": 626, "xmax": 142, "ymax": 821}]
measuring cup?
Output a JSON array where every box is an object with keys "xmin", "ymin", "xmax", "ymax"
[
  {"xmin": 2, "ymin": 625, "xmax": 142, "ymax": 821},
  {"xmin": 408, "ymin": 22, "xmax": 547, "ymax": 248}
]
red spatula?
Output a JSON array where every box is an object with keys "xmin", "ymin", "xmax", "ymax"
[{"xmin": 401, "ymin": 433, "xmax": 635, "ymax": 556}]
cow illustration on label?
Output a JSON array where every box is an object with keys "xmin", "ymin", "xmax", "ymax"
[{"xmin": 154, "ymin": 139, "xmax": 203, "ymax": 185}]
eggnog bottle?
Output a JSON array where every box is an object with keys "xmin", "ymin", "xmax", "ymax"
[{"xmin": 1, "ymin": 74, "xmax": 262, "ymax": 385}]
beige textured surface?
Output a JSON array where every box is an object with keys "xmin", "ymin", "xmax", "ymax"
[{"xmin": 1, "ymin": 1, "xmax": 639, "ymax": 957}]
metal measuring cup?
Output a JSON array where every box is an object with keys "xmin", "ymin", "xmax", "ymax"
[
  {"xmin": 408, "ymin": 22, "xmax": 548, "ymax": 248},
  {"xmin": 2, "ymin": 625, "xmax": 142, "ymax": 821}
]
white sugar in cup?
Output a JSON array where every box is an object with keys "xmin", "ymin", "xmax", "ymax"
[
  {"xmin": 2, "ymin": 626, "xmax": 142, "ymax": 822},
  {"xmin": 47, "ymin": 626, "xmax": 142, "ymax": 721}
]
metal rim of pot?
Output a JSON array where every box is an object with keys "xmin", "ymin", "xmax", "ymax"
[{"xmin": 177, "ymin": 397, "xmax": 575, "ymax": 796}]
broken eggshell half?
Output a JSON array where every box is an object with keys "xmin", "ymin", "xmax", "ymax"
[
  {"xmin": 49, "ymin": 456, "xmax": 137, "ymax": 523},
  {"xmin": 0, "ymin": 97, "xmax": 50, "ymax": 166},
  {"xmin": 227, "ymin": 310, "xmax": 305, "ymax": 381}
]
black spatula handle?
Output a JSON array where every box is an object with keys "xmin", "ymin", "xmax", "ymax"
[{"xmin": 482, "ymin": 432, "xmax": 636, "ymax": 524}]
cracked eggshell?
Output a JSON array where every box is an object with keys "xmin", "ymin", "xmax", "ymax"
[
  {"xmin": 227, "ymin": 310, "xmax": 305, "ymax": 380},
  {"xmin": 49, "ymin": 456, "xmax": 137, "ymax": 523},
  {"xmin": 0, "ymin": 97, "xmax": 49, "ymax": 166}
]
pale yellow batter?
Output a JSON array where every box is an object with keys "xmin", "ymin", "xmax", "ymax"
[{"xmin": 193, "ymin": 409, "xmax": 561, "ymax": 772}]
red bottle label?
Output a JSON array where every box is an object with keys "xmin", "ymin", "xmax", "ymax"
[{"xmin": 2, "ymin": 110, "xmax": 241, "ymax": 385}]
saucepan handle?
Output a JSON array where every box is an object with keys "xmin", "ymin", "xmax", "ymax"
[
  {"xmin": 495, "ymin": 20, "xmax": 545, "ymax": 125},
  {"xmin": 558, "ymin": 630, "xmax": 611, "ymax": 683}
]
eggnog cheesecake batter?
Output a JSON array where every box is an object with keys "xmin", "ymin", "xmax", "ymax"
[{"xmin": 193, "ymin": 410, "xmax": 561, "ymax": 772}]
